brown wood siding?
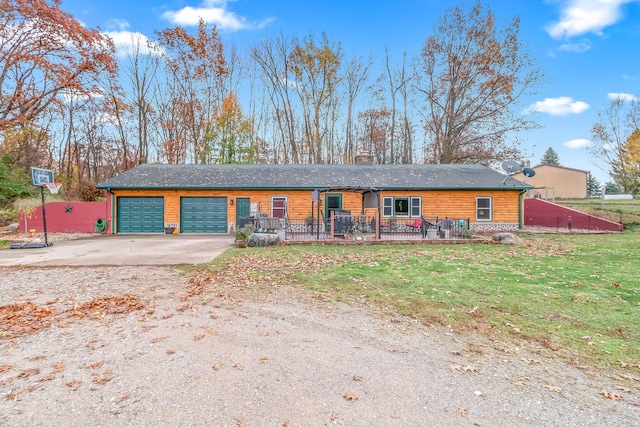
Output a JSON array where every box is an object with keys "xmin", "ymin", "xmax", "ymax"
[
  {"xmin": 379, "ymin": 190, "xmax": 520, "ymax": 223},
  {"xmin": 112, "ymin": 188, "xmax": 522, "ymax": 229}
]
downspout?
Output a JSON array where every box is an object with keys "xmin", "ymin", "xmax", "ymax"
[
  {"xmin": 518, "ymin": 190, "xmax": 526, "ymax": 229},
  {"xmin": 107, "ymin": 188, "xmax": 115, "ymax": 234}
]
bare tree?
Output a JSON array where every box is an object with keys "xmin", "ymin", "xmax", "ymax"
[
  {"xmin": 343, "ymin": 54, "xmax": 372, "ymax": 162},
  {"xmin": 358, "ymin": 108, "xmax": 391, "ymax": 163},
  {"xmin": 383, "ymin": 48, "xmax": 414, "ymax": 164},
  {"xmin": 414, "ymin": 1, "xmax": 543, "ymax": 165},
  {"xmin": 121, "ymin": 34, "xmax": 160, "ymax": 165},
  {"xmin": 155, "ymin": 19, "xmax": 227, "ymax": 163},
  {"xmin": 250, "ymin": 33, "xmax": 300, "ymax": 163},
  {"xmin": 289, "ymin": 33, "xmax": 342, "ymax": 163}
]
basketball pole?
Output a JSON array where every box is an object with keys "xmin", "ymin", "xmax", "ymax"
[{"xmin": 41, "ymin": 184, "xmax": 49, "ymax": 247}]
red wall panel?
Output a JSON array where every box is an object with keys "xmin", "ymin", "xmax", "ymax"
[
  {"xmin": 18, "ymin": 202, "xmax": 111, "ymax": 233},
  {"xmin": 524, "ymin": 199, "xmax": 622, "ymax": 231}
]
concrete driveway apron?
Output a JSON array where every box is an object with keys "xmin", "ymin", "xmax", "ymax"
[{"xmin": 0, "ymin": 235, "xmax": 235, "ymax": 267}]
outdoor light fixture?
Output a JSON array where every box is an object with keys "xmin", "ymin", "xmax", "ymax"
[{"xmin": 230, "ymin": 199, "xmax": 234, "ymax": 205}]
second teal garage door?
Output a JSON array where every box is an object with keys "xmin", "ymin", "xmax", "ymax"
[{"xmin": 180, "ymin": 197, "xmax": 228, "ymax": 233}]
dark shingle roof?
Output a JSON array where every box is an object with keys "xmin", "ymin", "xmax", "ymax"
[{"xmin": 96, "ymin": 163, "xmax": 531, "ymax": 190}]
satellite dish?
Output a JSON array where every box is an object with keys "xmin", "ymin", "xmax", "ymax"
[
  {"xmin": 521, "ymin": 167, "xmax": 536, "ymax": 184},
  {"xmin": 501, "ymin": 160, "xmax": 522, "ymax": 174},
  {"xmin": 500, "ymin": 160, "xmax": 523, "ymax": 185}
]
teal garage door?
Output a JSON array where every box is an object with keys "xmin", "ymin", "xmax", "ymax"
[
  {"xmin": 117, "ymin": 197, "xmax": 164, "ymax": 233},
  {"xmin": 180, "ymin": 197, "xmax": 228, "ymax": 233}
]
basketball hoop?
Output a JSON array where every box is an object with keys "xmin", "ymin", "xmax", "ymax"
[{"xmin": 43, "ymin": 182, "xmax": 62, "ymax": 195}]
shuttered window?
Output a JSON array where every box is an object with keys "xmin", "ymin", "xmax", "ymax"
[{"xmin": 382, "ymin": 196, "xmax": 421, "ymax": 217}]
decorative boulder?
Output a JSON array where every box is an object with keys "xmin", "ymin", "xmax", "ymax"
[
  {"xmin": 7, "ymin": 223, "xmax": 19, "ymax": 233},
  {"xmin": 490, "ymin": 232, "xmax": 523, "ymax": 245},
  {"xmin": 247, "ymin": 233, "xmax": 280, "ymax": 247}
]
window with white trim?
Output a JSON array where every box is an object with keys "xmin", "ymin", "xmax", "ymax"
[
  {"xmin": 271, "ymin": 196, "xmax": 287, "ymax": 218},
  {"xmin": 382, "ymin": 196, "xmax": 421, "ymax": 217},
  {"xmin": 476, "ymin": 196, "xmax": 492, "ymax": 221}
]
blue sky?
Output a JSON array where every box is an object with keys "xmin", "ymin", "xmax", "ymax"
[{"xmin": 60, "ymin": 0, "xmax": 640, "ymax": 184}]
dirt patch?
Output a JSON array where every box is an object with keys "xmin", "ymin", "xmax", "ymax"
[{"xmin": 1, "ymin": 266, "xmax": 638, "ymax": 426}]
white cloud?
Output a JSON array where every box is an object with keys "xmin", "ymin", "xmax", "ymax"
[
  {"xmin": 103, "ymin": 31, "xmax": 163, "ymax": 58},
  {"xmin": 105, "ymin": 19, "xmax": 130, "ymax": 31},
  {"xmin": 59, "ymin": 88, "xmax": 104, "ymax": 103},
  {"xmin": 607, "ymin": 92, "xmax": 638, "ymax": 102},
  {"xmin": 547, "ymin": 0, "xmax": 635, "ymax": 39},
  {"xmin": 557, "ymin": 40, "xmax": 591, "ymax": 53},
  {"xmin": 528, "ymin": 97, "xmax": 590, "ymax": 116},
  {"xmin": 564, "ymin": 138, "xmax": 592, "ymax": 148},
  {"xmin": 162, "ymin": 0, "xmax": 252, "ymax": 30}
]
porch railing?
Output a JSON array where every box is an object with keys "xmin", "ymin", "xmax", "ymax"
[{"xmin": 283, "ymin": 214, "xmax": 470, "ymax": 241}]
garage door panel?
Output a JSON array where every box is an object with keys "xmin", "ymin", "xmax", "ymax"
[
  {"xmin": 117, "ymin": 197, "xmax": 164, "ymax": 233},
  {"xmin": 181, "ymin": 197, "xmax": 227, "ymax": 233}
]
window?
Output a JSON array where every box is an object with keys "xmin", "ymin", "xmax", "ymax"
[
  {"xmin": 271, "ymin": 196, "xmax": 287, "ymax": 218},
  {"xmin": 382, "ymin": 196, "xmax": 421, "ymax": 217},
  {"xmin": 476, "ymin": 197, "xmax": 492, "ymax": 221},
  {"xmin": 326, "ymin": 194, "xmax": 341, "ymax": 210}
]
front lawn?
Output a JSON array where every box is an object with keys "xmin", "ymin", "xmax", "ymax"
[{"xmin": 200, "ymin": 233, "xmax": 640, "ymax": 372}]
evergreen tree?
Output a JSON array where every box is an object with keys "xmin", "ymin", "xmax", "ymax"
[
  {"xmin": 587, "ymin": 173, "xmax": 601, "ymax": 198},
  {"xmin": 540, "ymin": 147, "xmax": 560, "ymax": 165},
  {"xmin": 604, "ymin": 181, "xmax": 620, "ymax": 195}
]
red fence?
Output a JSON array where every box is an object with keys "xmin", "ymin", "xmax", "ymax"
[
  {"xmin": 18, "ymin": 201, "xmax": 111, "ymax": 233},
  {"xmin": 524, "ymin": 199, "xmax": 622, "ymax": 231}
]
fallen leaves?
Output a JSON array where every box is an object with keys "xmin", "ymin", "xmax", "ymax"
[
  {"xmin": 600, "ymin": 390, "xmax": 623, "ymax": 401},
  {"xmin": 343, "ymin": 393, "xmax": 358, "ymax": 402},
  {"xmin": 543, "ymin": 385, "xmax": 562, "ymax": 393},
  {"xmin": 449, "ymin": 363, "xmax": 478, "ymax": 373},
  {"xmin": 66, "ymin": 380, "xmax": 83, "ymax": 388},
  {"xmin": 74, "ymin": 294, "xmax": 146, "ymax": 320},
  {"xmin": 513, "ymin": 377, "xmax": 529, "ymax": 387},
  {"xmin": 617, "ymin": 360, "xmax": 640, "ymax": 369},
  {"xmin": 212, "ymin": 362, "xmax": 222, "ymax": 371},
  {"xmin": 0, "ymin": 302, "xmax": 55, "ymax": 340},
  {"xmin": 17, "ymin": 368, "xmax": 40, "ymax": 378},
  {"xmin": 92, "ymin": 374, "xmax": 113, "ymax": 385},
  {"xmin": 0, "ymin": 294, "xmax": 148, "ymax": 341},
  {"xmin": 85, "ymin": 361, "xmax": 104, "ymax": 370}
]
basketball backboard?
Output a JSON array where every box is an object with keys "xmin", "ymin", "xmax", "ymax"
[{"xmin": 30, "ymin": 167, "xmax": 54, "ymax": 186}]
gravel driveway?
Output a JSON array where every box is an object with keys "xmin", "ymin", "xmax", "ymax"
[{"xmin": 1, "ymin": 265, "xmax": 638, "ymax": 426}]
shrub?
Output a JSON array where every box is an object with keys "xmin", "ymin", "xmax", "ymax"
[{"xmin": 235, "ymin": 225, "xmax": 253, "ymax": 241}]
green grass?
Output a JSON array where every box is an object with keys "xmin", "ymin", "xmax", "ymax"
[
  {"xmin": 203, "ymin": 234, "xmax": 640, "ymax": 371},
  {"xmin": 0, "ymin": 239, "xmax": 9, "ymax": 249},
  {"xmin": 558, "ymin": 198, "xmax": 640, "ymax": 228}
]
